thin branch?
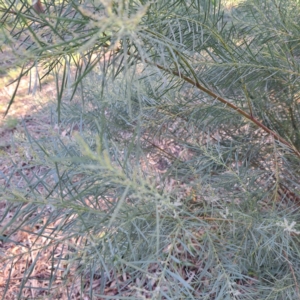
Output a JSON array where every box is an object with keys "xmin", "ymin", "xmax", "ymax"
[
  {"xmin": 145, "ymin": 59, "xmax": 300, "ymax": 158},
  {"xmin": 283, "ymin": 250, "xmax": 300, "ymax": 299}
]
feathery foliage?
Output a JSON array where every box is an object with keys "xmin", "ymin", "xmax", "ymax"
[{"xmin": 1, "ymin": 0, "xmax": 300, "ymax": 298}]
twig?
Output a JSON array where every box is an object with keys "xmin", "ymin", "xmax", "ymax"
[
  {"xmin": 149, "ymin": 60, "xmax": 300, "ymax": 158},
  {"xmin": 283, "ymin": 250, "xmax": 300, "ymax": 299}
]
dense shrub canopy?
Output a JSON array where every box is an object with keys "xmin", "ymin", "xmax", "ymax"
[{"xmin": 1, "ymin": 0, "xmax": 300, "ymax": 298}]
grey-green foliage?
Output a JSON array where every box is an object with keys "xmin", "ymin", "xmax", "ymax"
[{"xmin": 1, "ymin": 0, "xmax": 300, "ymax": 298}]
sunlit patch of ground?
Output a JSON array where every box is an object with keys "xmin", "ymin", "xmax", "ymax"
[
  {"xmin": 0, "ymin": 68, "xmax": 55, "ymax": 124},
  {"xmin": 223, "ymin": 0, "xmax": 244, "ymax": 9},
  {"xmin": 0, "ymin": 47, "xmax": 56, "ymax": 169}
]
